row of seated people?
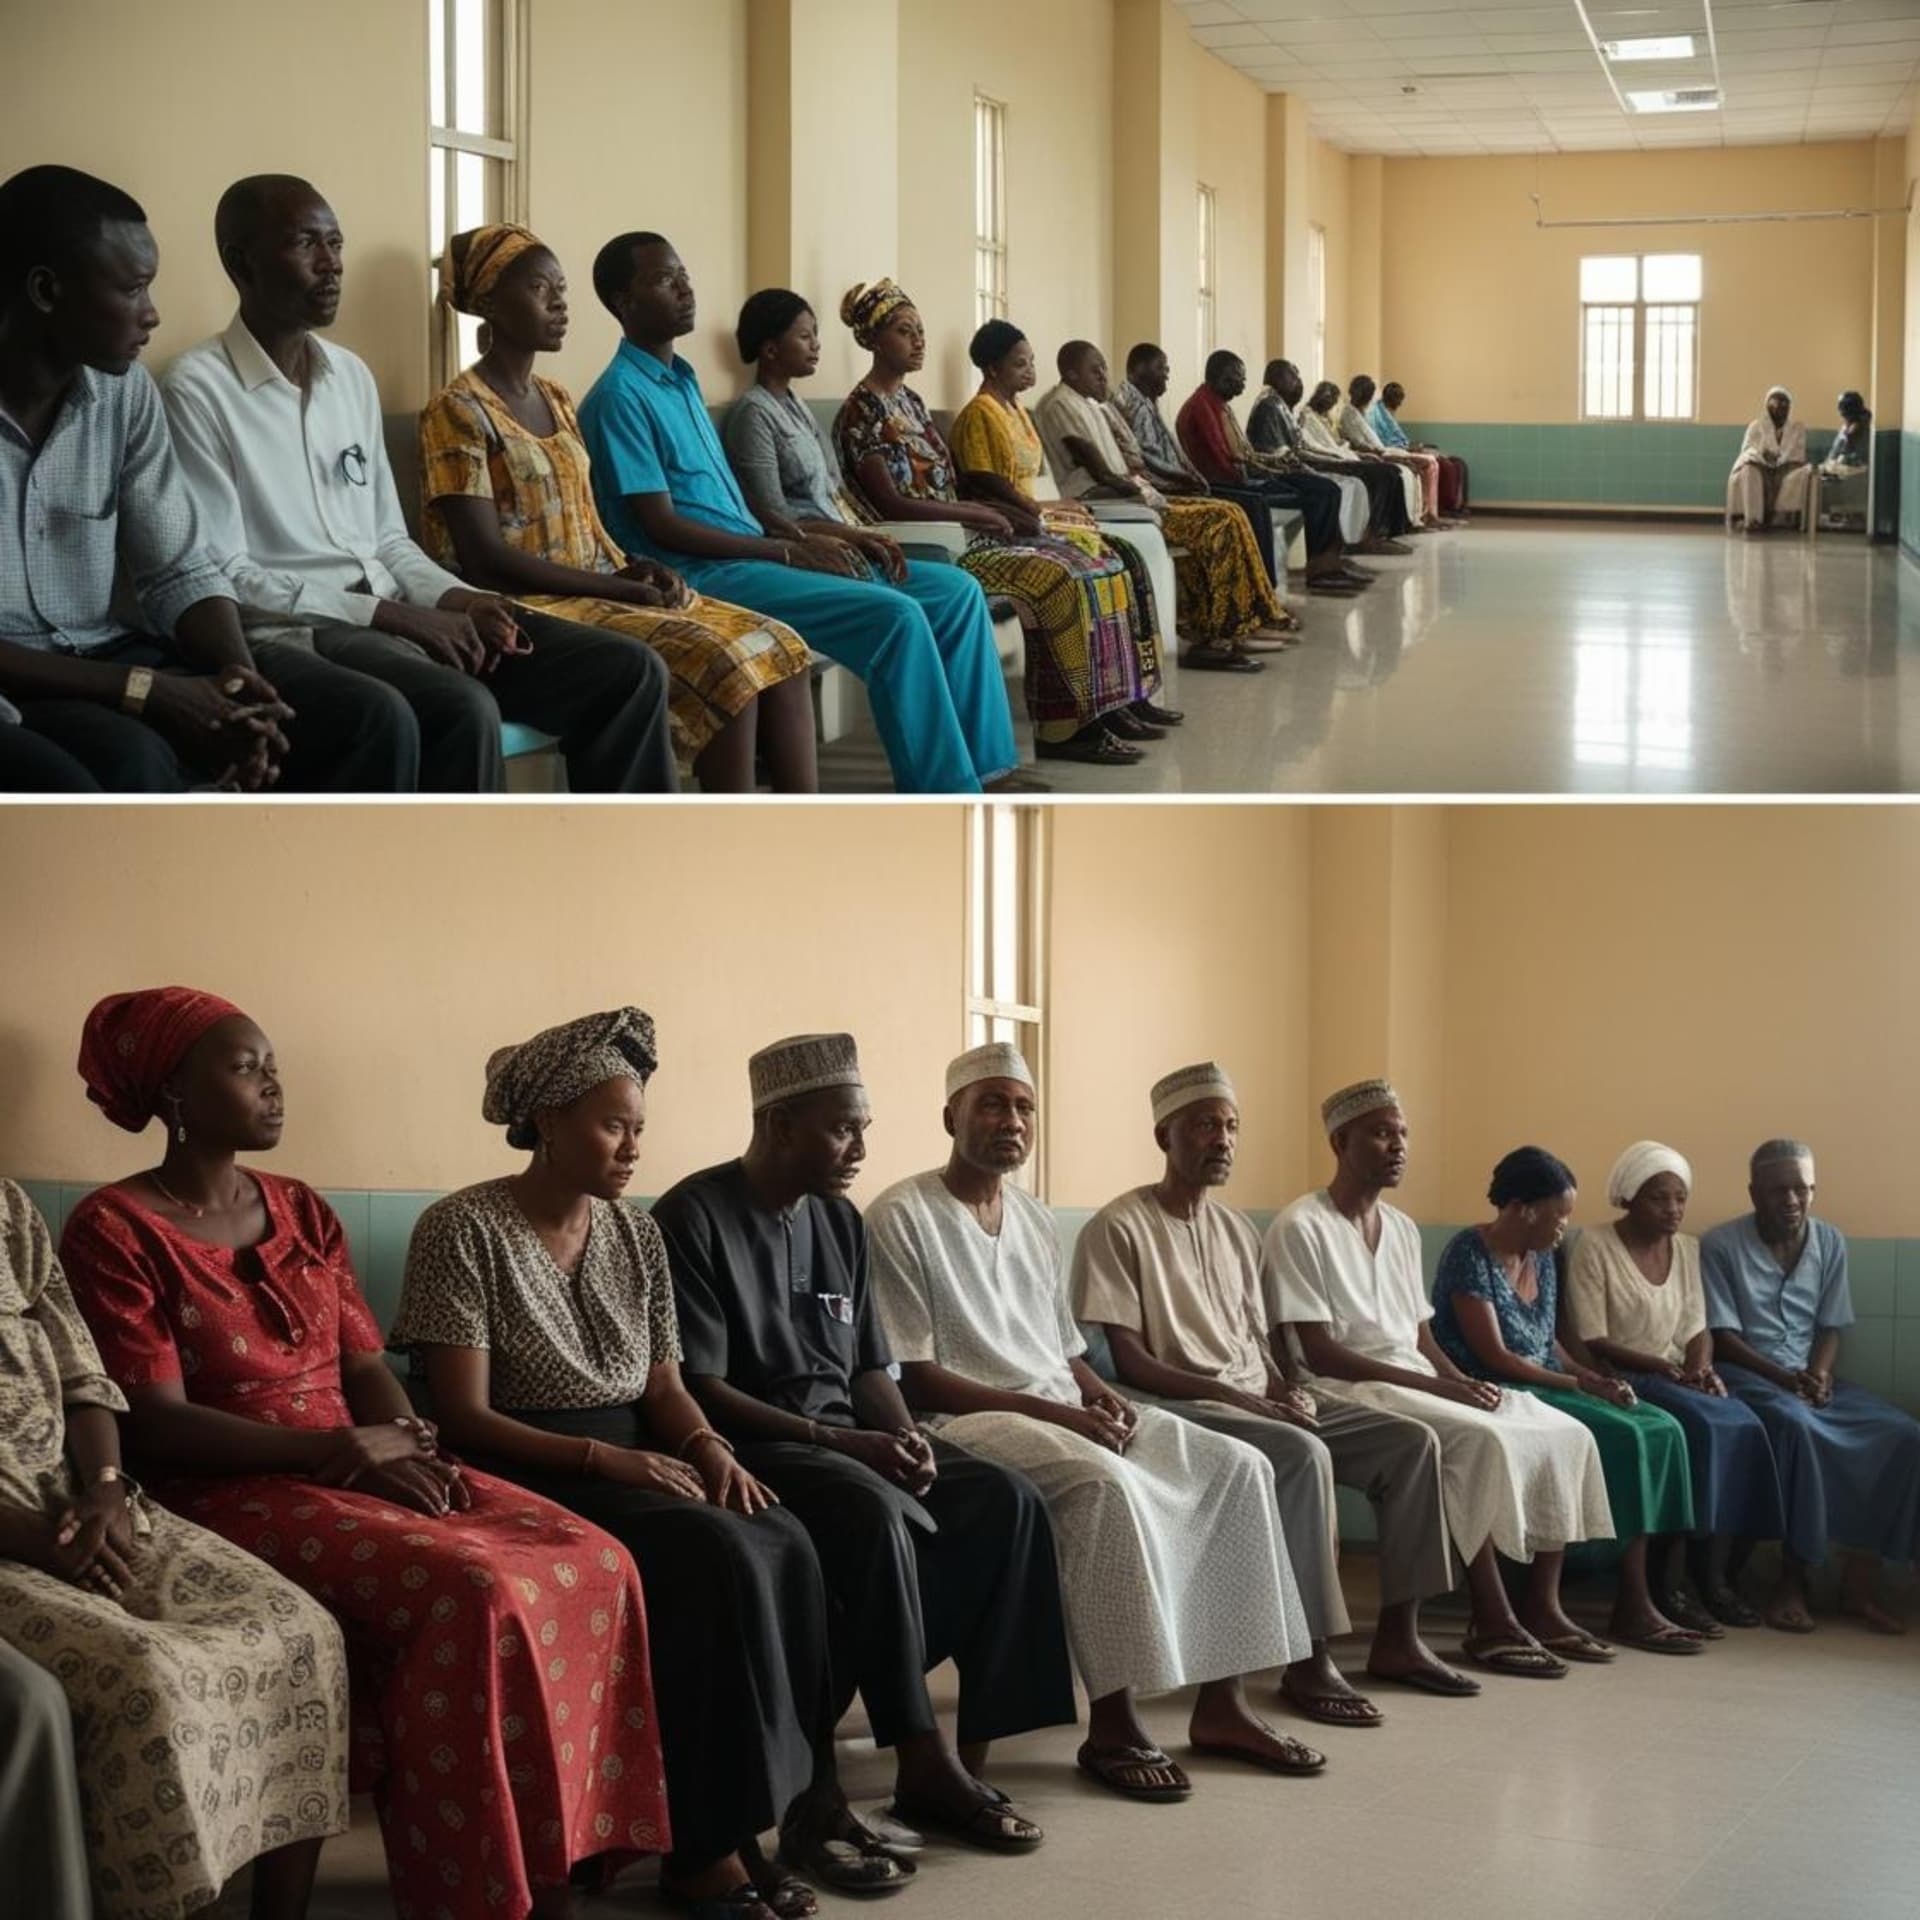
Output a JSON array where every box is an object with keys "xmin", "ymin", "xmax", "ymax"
[
  {"xmin": 5, "ymin": 990, "xmax": 1917, "ymax": 1920},
  {"xmin": 3, "ymin": 162, "xmax": 1389, "ymax": 797},
  {"xmin": 1727, "ymin": 385, "xmax": 1874, "ymax": 535}
]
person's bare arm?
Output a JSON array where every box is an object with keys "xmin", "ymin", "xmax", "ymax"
[
  {"xmin": 1710, "ymin": 1326, "xmax": 1797, "ymax": 1389},
  {"xmin": 432, "ymin": 494, "xmax": 676, "ymax": 603},
  {"xmin": 1105, "ymin": 1324, "xmax": 1312, "ymax": 1425}
]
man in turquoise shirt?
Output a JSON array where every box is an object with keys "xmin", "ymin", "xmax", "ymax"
[{"xmin": 578, "ymin": 233, "xmax": 1024, "ymax": 795}]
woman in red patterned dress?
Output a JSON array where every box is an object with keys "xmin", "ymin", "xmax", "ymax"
[{"xmin": 59, "ymin": 988, "xmax": 671, "ymax": 1920}]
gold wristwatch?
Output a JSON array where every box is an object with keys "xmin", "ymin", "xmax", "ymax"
[{"xmin": 120, "ymin": 666, "xmax": 156, "ymax": 715}]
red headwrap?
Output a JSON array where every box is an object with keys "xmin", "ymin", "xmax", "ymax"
[{"xmin": 78, "ymin": 987, "xmax": 245, "ymax": 1133}]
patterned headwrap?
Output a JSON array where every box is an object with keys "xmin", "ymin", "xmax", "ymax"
[
  {"xmin": 483, "ymin": 1008, "xmax": 657, "ymax": 1150},
  {"xmin": 79, "ymin": 987, "xmax": 245, "ymax": 1133},
  {"xmin": 1151, "ymin": 1062, "xmax": 1237, "ymax": 1127},
  {"xmin": 441, "ymin": 223, "xmax": 545, "ymax": 316},
  {"xmin": 1321, "ymin": 1078, "xmax": 1400, "ymax": 1139},
  {"xmin": 946, "ymin": 1042, "xmax": 1033, "ymax": 1101},
  {"xmin": 749, "ymin": 1034, "xmax": 863, "ymax": 1112},
  {"xmin": 1606, "ymin": 1141, "xmax": 1692, "ymax": 1210},
  {"xmin": 840, "ymin": 278, "xmax": 913, "ymax": 350}
]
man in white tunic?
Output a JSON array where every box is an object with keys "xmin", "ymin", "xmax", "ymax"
[
  {"xmin": 1073, "ymin": 1064, "xmax": 1476, "ymax": 1719},
  {"xmin": 1264, "ymin": 1080, "xmax": 1613, "ymax": 1681},
  {"xmin": 867, "ymin": 1044, "xmax": 1321, "ymax": 1802}
]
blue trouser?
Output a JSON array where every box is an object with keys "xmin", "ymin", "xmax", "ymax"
[{"xmin": 675, "ymin": 557, "xmax": 1014, "ymax": 794}]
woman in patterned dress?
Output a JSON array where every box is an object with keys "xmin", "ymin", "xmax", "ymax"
[
  {"xmin": 59, "ymin": 988, "xmax": 670, "ymax": 1920},
  {"xmin": 834, "ymin": 279, "xmax": 1154, "ymax": 768},
  {"xmin": 420, "ymin": 224, "xmax": 818, "ymax": 792},
  {"xmin": 0, "ymin": 1176, "xmax": 349, "ymax": 1920},
  {"xmin": 392, "ymin": 1009, "xmax": 917, "ymax": 1917}
]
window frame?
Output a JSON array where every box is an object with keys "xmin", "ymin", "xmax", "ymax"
[
  {"xmin": 973, "ymin": 92, "xmax": 1010, "ymax": 330},
  {"xmin": 428, "ymin": 0, "xmax": 529, "ymax": 387},
  {"xmin": 1577, "ymin": 253, "xmax": 1701, "ymax": 424},
  {"xmin": 962, "ymin": 804, "xmax": 1049, "ymax": 1196},
  {"xmin": 1196, "ymin": 181, "xmax": 1219, "ymax": 374},
  {"xmin": 1306, "ymin": 223, "xmax": 1327, "ymax": 388}
]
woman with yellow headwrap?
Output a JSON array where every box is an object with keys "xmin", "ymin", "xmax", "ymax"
[{"xmin": 420, "ymin": 225, "xmax": 819, "ymax": 791}]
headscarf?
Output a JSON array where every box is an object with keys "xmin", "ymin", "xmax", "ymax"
[
  {"xmin": 1151, "ymin": 1062, "xmax": 1236, "ymax": 1127},
  {"xmin": 1606, "ymin": 1141, "xmax": 1692, "ymax": 1210},
  {"xmin": 79, "ymin": 987, "xmax": 244, "ymax": 1133},
  {"xmin": 1766, "ymin": 385, "xmax": 1792, "ymax": 406},
  {"xmin": 841, "ymin": 279, "xmax": 912, "ymax": 350},
  {"xmin": 483, "ymin": 1008, "xmax": 657, "ymax": 1150},
  {"xmin": 441, "ymin": 223, "xmax": 545, "ymax": 316},
  {"xmin": 946, "ymin": 1042, "xmax": 1032, "ymax": 1101}
]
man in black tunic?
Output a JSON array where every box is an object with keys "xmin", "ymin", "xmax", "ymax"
[{"xmin": 653, "ymin": 1032, "xmax": 1076, "ymax": 1852}]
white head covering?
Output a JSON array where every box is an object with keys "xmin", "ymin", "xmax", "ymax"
[
  {"xmin": 1321, "ymin": 1077, "xmax": 1400, "ymax": 1138},
  {"xmin": 1606, "ymin": 1140, "xmax": 1693, "ymax": 1210},
  {"xmin": 748, "ymin": 1033, "xmax": 863, "ymax": 1112},
  {"xmin": 945, "ymin": 1042, "xmax": 1033, "ymax": 1101},
  {"xmin": 1151, "ymin": 1062, "xmax": 1236, "ymax": 1127}
]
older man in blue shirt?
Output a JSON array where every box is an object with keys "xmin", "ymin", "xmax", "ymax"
[
  {"xmin": 1702, "ymin": 1138, "xmax": 1920, "ymax": 1633},
  {"xmin": 578, "ymin": 233, "xmax": 1020, "ymax": 795}
]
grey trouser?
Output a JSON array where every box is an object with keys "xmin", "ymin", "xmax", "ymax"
[
  {"xmin": 0, "ymin": 1641, "xmax": 89, "ymax": 1920},
  {"xmin": 1137, "ymin": 1391, "xmax": 1457, "ymax": 1624}
]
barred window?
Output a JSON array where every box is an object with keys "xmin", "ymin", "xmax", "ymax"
[
  {"xmin": 964, "ymin": 804, "xmax": 1047, "ymax": 1193},
  {"xmin": 1579, "ymin": 254, "xmax": 1700, "ymax": 423},
  {"xmin": 974, "ymin": 94, "xmax": 1009, "ymax": 329},
  {"xmin": 1197, "ymin": 183, "xmax": 1218, "ymax": 372}
]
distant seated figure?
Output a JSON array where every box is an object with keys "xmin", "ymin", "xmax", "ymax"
[
  {"xmin": 1337, "ymin": 376, "xmax": 1432, "ymax": 529},
  {"xmin": 1726, "ymin": 386, "xmax": 1811, "ymax": 534},
  {"xmin": 1819, "ymin": 391, "xmax": 1871, "ymax": 478},
  {"xmin": 1368, "ymin": 382, "xmax": 1469, "ymax": 516}
]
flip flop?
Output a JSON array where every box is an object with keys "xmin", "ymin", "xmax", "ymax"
[
  {"xmin": 738, "ymin": 1839, "xmax": 820, "ymax": 1917},
  {"xmin": 1538, "ymin": 1632, "xmax": 1617, "ymax": 1664},
  {"xmin": 1363, "ymin": 1661, "xmax": 1481, "ymax": 1698},
  {"xmin": 1614, "ymin": 1623, "xmax": 1706, "ymax": 1656},
  {"xmin": 1189, "ymin": 1729, "xmax": 1327, "ymax": 1776},
  {"xmin": 1075, "ymin": 1739, "xmax": 1192, "ymax": 1802},
  {"xmin": 1277, "ymin": 1674, "xmax": 1384, "ymax": 1727},
  {"xmin": 887, "ymin": 1786, "xmax": 1043, "ymax": 1853},
  {"xmin": 1460, "ymin": 1635, "xmax": 1568, "ymax": 1679},
  {"xmin": 1765, "ymin": 1602, "xmax": 1816, "ymax": 1635},
  {"xmin": 778, "ymin": 1819, "xmax": 917, "ymax": 1896}
]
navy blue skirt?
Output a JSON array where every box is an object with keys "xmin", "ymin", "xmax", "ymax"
[{"xmin": 1625, "ymin": 1372, "xmax": 1786, "ymax": 1541}]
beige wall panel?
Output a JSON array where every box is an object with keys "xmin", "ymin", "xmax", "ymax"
[
  {"xmin": 1379, "ymin": 144, "xmax": 1884, "ymax": 426},
  {"xmin": 3, "ymin": 0, "xmax": 430, "ymax": 408},
  {"xmin": 1191, "ymin": 40, "xmax": 1268, "ymax": 402},
  {"xmin": 1306, "ymin": 137, "xmax": 1350, "ymax": 385},
  {"xmin": 1047, "ymin": 807, "xmax": 1312, "ymax": 1208},
  {"xmin": 0, "ymin": 806, "xmax": 964, "ymax": 1199}
]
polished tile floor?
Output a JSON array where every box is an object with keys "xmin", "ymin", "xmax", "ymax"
[
  {"xmin": 818, "ymin": 522, "xmax": 1920, "ymax": 795},
  {"xmin": 281, "ymin": 1561, "xmax": 1918, "ymax": 1920}
]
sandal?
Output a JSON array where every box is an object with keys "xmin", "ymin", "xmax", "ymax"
[
  {"xmin": 659, "ymin": 1882, "xmax": 780, "ymax": 1920},
  {"xmin": 1364, "ymin": 1661, "xmax": 1481, "ymax": 1697},
  {"xmin": 738, "ymin": 1839, "xmax": 818, "ymax": 1919},
  {"xmin": 1702, "ymin": 1585, "xmax": 1763, "ymax": 1629},
  {"xmin": 1537, "ymin": 1632, "xmax": 1617, "ymax": 1664},
  {"xmin": 1034, "ymin": 730, "xmax": 1143, "ymax": 766},
  {"xmin": 1189, "ymin": 1727, "xmax": 1327, "ymax": 1776},
  {"xmin": 777, "ymin": 1815, "xmax": 917, "ymax": 1897},
  {"xmin": 1460, "ymin": 1634, "xmax": 1568, "ymax": 1679},
  {"xmin": 888, "ymin": 1784, "xmax": 1043, "ymax": 1853},
  {"xmin": 1075, "ymin": 1739, "xmax": 1192, "ymax": 1802},
  {"xmin": 1277, "ymin": 1673, "xmax": 1384, "ymax": 1727},
  {"xmin": 1657, "ymin": 1590, "xmax": 1726, "ymax": 1639},
  {"xmin": 1613, "ymin": 1623, "xmax": 1705, "ymax": 1656},
  {"xmin": 1180, "ymin": 646, "xmax": 1264, "ymax": 672}
]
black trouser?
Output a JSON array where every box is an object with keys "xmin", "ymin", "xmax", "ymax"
[
  {"xmin": 1208, "ymin": 484, "xmax": 1281, "ymax": 581},
  {"xmin": 15, "ymin": 633, "xmax": 419, "ymax": 792},
  {"xmin": 1218, "ymin": 472, "xmax": 1345, "ymax": 563},
  {"xmin": 313, "ymin": 605, "xmax": 678, "ymax": 793},
  {"xmin": 0, "ymin": 721, "xmax": 100, "ymax": 791},
  {"xmin": 740, "ymin": 1435, "xmax": 1077, "ymax": 1751},
  {"xmin": 1346, "ymin": 462, "xmax": 1415, "ymax": 537},
  {"xmin": 473, "ymin": 1405, "xmax": 833, "ymax": 1867}
]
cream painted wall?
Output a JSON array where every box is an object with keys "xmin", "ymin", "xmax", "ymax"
[
  {"xmin": 896, "ymin": 0, "xmax": 1116, "ymax": 413},
  {"xmin": 1378, "ymin": 144, "xmax": 1889, "ymax": 427},
  {"xmin": 2, "ymin": 0, "xmax": 430, "ymax": 408},
  {"xmin": 0, "ymin": 807, "xmax": 965, "ymax": 1199},
  {"xmin": 1306, "ymin": 138, "xmax": 1350, "ymax": 387},
  {"xmin": 1437, "ymin": 807, "xmax": 1920, "ymax": 1238},
  {"xmin": 1907, "ymin": 100, "xmax": 1920, "ymax": 436},
  {"xmin": 531, "ymin": 0, "xmax": 753, "ymax": 399},
  {"xmin": 1047, "ymin": 807, "xmax": 1312, "ymax": 1209},
  {"xmin": 1190, "ymin": 38, "xmax": 1268, "ymax": 403}
]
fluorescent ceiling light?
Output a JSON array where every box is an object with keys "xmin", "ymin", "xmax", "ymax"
[
  {"xmin": 1624, "ymin": 87, "xmax": 1720, "ymax": 113},
  {"xmin": 1603, "ymin": 35, "xmax": 1697, "ymax": 61}
]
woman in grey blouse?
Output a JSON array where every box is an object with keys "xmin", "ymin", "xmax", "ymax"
[{"xmin": 392, "ymin": 1008, "xmax": 914, "ymax": 1914}]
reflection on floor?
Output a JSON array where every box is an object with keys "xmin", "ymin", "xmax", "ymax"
[
  {"xmin": 276, "ymin": 1556, "xmax": 1918, "ymax": 1920},
  {"xmin": 818, "ymin": 522, "xmax": 1920, "ymax": 795}
]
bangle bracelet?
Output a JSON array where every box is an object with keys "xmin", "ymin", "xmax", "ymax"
[
  {"xmin": 677, "ymin": 1428, "xmax": 734, "ymax": 1461},
  {"xmin": 580, "ymin": 1439, "xmax": 601, "ymax": 1477}
]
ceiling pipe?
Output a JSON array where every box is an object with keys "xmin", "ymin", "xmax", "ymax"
[{"xmin": 1529, "ymin": 190, "xmax": 1916, "ymax": 229}]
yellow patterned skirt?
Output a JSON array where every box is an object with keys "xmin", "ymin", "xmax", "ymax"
[
  {"xmin": 1161, "ymin": 498, "xmax": 1283, "ymax": 644},
  {"xmin": 521, "ymin": 592, "xmax": 813, "ymax": 772}
]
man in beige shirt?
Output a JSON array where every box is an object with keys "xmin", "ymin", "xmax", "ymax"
[{"xmin": 1072, "ymin": 1062, "xmax": 1476, "ymax": 1717}]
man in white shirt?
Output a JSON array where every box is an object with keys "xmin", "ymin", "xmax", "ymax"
[
  {"xmin": 1340, "ymin": 376, "xmax": 1438, "ymax": 528},
  {"xmin": 160, "ymin": 174, "xmax": 676, "ymax": 792}
]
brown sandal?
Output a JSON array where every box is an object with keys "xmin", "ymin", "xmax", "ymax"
[{"xmin": 1075, "ymin": 1739, "xmax": 1192, "ymax": 1801}]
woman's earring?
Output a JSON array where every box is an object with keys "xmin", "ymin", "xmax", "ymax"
[
  {"xmin": 540, "ymin": 1138, "xmax": 553, "ymax": 1166},
  {"xmin": 166, "ymin": 1097, "xmax": 187, "ymax": 1146}
]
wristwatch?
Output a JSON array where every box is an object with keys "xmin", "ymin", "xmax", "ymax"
[{"xmin": 120, "ymin": 666, "xmax": 155, "ymax": 715}]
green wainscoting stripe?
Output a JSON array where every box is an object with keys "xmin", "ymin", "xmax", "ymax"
[
  {"xmin": 1408, "ymin": 421, "xmax": 1839, "ymax": 513},
  {"xmin": 1902, "ymin": 431, "xmax": 1920, "ymax": 563}
]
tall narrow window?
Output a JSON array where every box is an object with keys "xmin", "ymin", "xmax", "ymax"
[
  {"xmin": 1306, "ymin": 224, "xmax": 1327, "ymax": 387},
  {"xmin": 974, "ymin": 94, "xmax": 1009, "ymax": 328},
  {"xmin": 1580, "ymin": 254, "xmax": 1700, "ymax": 422},
  {"xmin": 429, "ymin": 0, "xmax": 526, "ymax": 382},
  {"xmin": 1196, "ymin": 183, "xmax": 1218, "ymax": 372},
  {"xmin": 964, "ymin": 804, "xmax": 1048, "ymax": 1193}
]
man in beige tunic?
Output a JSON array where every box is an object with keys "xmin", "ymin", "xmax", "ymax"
[{"xmin": 1073, "ymin": 1063, "xmax": 1475, "ymax": 1716}]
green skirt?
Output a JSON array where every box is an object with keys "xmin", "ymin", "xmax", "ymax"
[{"xmin": 1530, "ymin": 1387, "xmax": 1696, "ymax": 1539}]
